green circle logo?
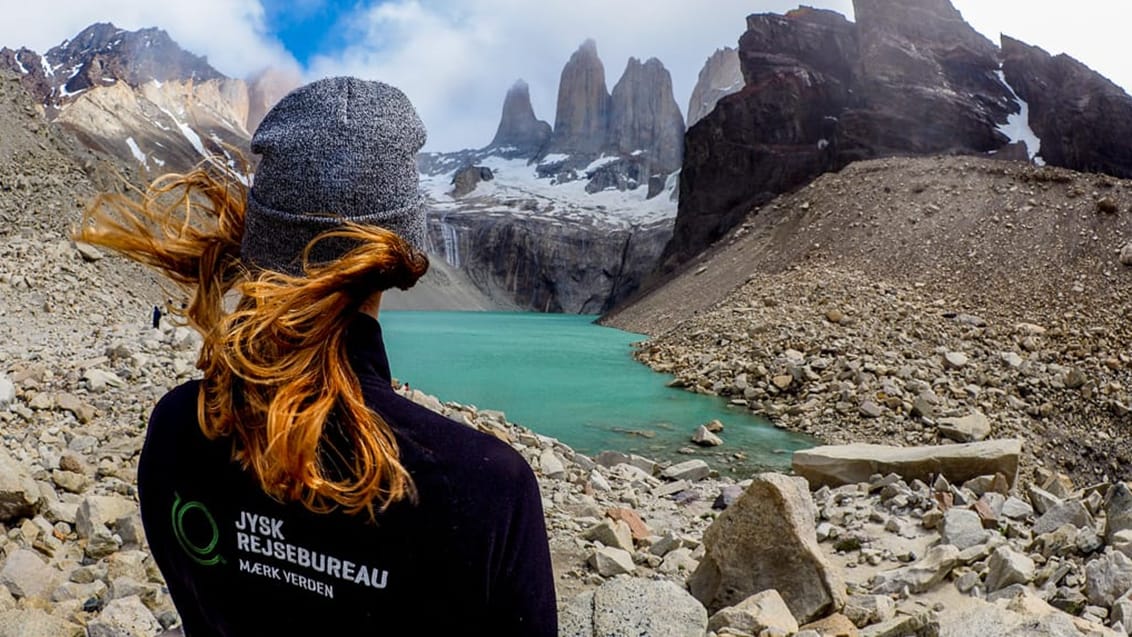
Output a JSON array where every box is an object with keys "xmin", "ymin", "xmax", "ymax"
[{"xmin": 171, "ymin": 492, "xmax": 226, "ymax": 566}]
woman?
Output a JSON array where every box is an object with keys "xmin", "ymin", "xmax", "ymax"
[{"xmin": 77, "ymin": 77, "xmax": 556, "ymax": 636}]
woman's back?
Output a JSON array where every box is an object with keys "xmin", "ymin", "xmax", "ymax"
[{"xmin": 139, "ymin": 315, "xmax": 555, "ymax": 635}]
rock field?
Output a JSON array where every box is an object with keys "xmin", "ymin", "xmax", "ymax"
[{"xmin": 5, "ymin": 62, "xmax": 1132, "ymax": 636}]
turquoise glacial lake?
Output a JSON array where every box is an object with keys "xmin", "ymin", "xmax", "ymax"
[{"xmin": 380, "ymin": 311, "xmax": 814, "ymax": 475}]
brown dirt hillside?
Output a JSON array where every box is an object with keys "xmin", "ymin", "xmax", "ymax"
[{"xmin": 604, "ymin": 156, "xmax": 1132, "ymax": 484}]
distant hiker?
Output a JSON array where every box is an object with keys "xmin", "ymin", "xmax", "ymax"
[
  {"xmin": 151, "ymin": 305, "xmax": 161, "ymax": 329},
  {"xmin": 75, "ymin": 77, "xmax": 556, "ymax": 636}
]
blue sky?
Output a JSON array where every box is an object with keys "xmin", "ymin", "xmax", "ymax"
[
  {"xmin": 4, "ymin": 1, "xmax": 1132, "ymax": 151},
  {"xmin": 261, "ymin": 0, "xmax": 357, "ymax": 66}
]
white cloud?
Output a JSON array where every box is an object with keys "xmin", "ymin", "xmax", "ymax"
[
  {"xmin": 308, "ymin": 0, "xmax": 854, "ymax": 151},
  {"xmin": 5, "ymin": 1, "xmax": 1131, "ymax": 153},
  {"xmin": 0, "ymin": 0, "xmax": 296, "ymax": 79},
  {"xmin": 952, "ymin": 0, "xmax": 1132, "ymax": 95}
]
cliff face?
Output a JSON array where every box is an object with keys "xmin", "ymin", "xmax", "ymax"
[
  {"xmin": 427, "ymin": 213, "xmax": 672, "ymax": 313},
  {"xmin": 609, "ymin": 58, "xmax": 685, "ymax": 175},
  {"xmin": 686, "ymin": 47, "xmax": 742, "ymax": 127},
  {"xmin": 1001, "ymin": 36, "xmax": 1132, "ymax": 178},
  {"xmin": 659, "ymin": 0, "xmax": 1132, "ymax": 274},
  {"xmin": 489, "ymin": 79, "xmax": 552, "ymax": 156},
  {"xmin": 665, "ymin": 8, "xmax": 857, "ymax": 271},
  {"xmin": 548, "ymin": 39, "xmax": 611, "ymax": 158}
]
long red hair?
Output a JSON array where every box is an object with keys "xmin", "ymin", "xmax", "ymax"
[{"xmin": 75, "ymin": 162, "xmax": 428, "ymax": 515}]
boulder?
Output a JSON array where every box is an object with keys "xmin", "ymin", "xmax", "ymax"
[
  {"xmin": 691, "ymin": 425, "xmax": 723, "ymax": 447},
  {"xmin": 538, "ymin": 448, "xmax": 566, "ymax": 479},
  {"xmin": 0, "ymin": 375, "xmax": 13, "ymax": 407},
  {"xmin": 940, "ymin": 509, "xmax": 989, "ymax": 550},
  {"xmin": 938, "ymin": 411, "xmax": 991, "ymax": 443},
  {"xmin": 589, "ymin": 546, "xmax": 635, "ymax": 577},
  {"xmin": 985, "ymin": 546, "xmax": 1035, "ymax": 592},
  {"xmin": 662, "ymin": 460, "xmax": 710, "ymax": 482},
  {"xmin": 585, "ymin": 519, "xmax": 634, "ymax": 553},
  {"xmin": 1032, "ymin": 500, "xmax": 1093, "ymax": 535},
  {"xmin": 0, "ymin": 447, "xmax": 43, "ymax": 521},
  {"xmin": 1085, "ymin": 550, "xmax": 1132, "ymax": 607},
  {"xmin": 843, "ymin": 594, "xmax": 895, "ymax": 628},
  {"xmin": 800, "ymin": 613, "xmax": 858, "ymax": 636},
  {"xmin": 0, "ymin": 549, "xmax": 58, "ymax": 599},
  {"xmin": 792, "ymin": 440, "xmax": 1022, "ymax": 489},
  {"xmin": 689, "ymin": 473, "xmax": 846, "ymax": 622},
  {"xmin": 707, "ymin": 589, "xmax": 799, "ymax": 635},
  {"xmin": 871, "ymin": 545, "xmax": 960, "ymax": 595},
  {"xmin": 936, "ymin": 592, "xmax": 1106, "ymax": 637},
  {"xmin": 75, "ymin": 495, "xmax": 137, "ymax": 539},
  {"xmin": 560, "ymin": 577, "xmax": 708, "ymax": 637},
  {"xmin": 86, "ymin": 595, "xmax": 162, "ymax": 637},
  {"xmin": 1105, "ymin": 482, "xmax": 1132, "ymax": 543},
  {"xmin": 0, "ymin": 609, "xmax": 83, "ymax": 637}
]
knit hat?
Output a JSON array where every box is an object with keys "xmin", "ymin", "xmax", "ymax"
[{"xmin": 240, "ymin": 76, "xmax": 428, "ymax": 275}]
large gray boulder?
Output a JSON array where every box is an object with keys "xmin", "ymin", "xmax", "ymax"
[
  {"xmin": 0, "ymin": 549, "xmax": 59, "ymax": 600},
  {"xmin": 688, "ymin": 473, "xmax": 846, "ymax": 623},
  {"xmin": 0, "ymin": 609, "xmax": 83, "ymax": 637},
  {"xmin": 0, "ymin": 447, "xmax": 43, "ymax": 522},
  {"xmin": 1085, "ymin": 550, "xmax": 1132, "ymax": 607},
  {"xmin": 792, "ymin": 440, "xmax": 1022, "ymax": 489},
  {"xmin": 871, "ymin": 545, "xmax": 960, "ymax": 595},
  {"xmin": 1105, "ymin": 482, "xmax": 1132, "ymax": 543},
  {"xmin": 560, "ymin": 576, "xmax": 708, "ymax": 637}
]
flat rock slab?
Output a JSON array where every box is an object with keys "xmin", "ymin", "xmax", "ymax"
[
  {"xmin": 560, "ymin": 577, "xmax": 708, "ymax": 637},
  {"xmin": 792, "ymin": 440, "xmax": 1021, "ymax": 489}
]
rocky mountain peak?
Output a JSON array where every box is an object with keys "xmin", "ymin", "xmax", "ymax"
[
  {"xmin": 0, "ymin": 22, "xmax": 224, "ymax": 112},
  {"xmin": 687, "ymin": 47, "xmax": 742, "ymax": 128},
  {"xmin": 608, "ymin": 57, "xmax": 685, "ymax": 175},
  {"xmin": 547, "ymin": 39, "xmax": 612, "ymax": 157},
  {"xmin": 489, "ymin": 79, "xmax": 551, "ymax": 156}
]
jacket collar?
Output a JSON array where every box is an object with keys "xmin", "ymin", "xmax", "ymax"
[{"xmin": 345, "ymin": 313, "xmax": 393, "ymax": 383}]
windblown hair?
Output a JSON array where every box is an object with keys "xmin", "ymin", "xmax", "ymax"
[{"xmin": 75, "ymin": 162, "xmax": 429, "ymax": 516}]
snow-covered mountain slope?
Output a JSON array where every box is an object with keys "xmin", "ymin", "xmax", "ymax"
[{"xmin": 421, "ymin": 154, "xmax": 677, "ymax": 228}]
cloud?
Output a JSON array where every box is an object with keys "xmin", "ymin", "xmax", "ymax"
[
  {"xmin": 308, "ymin": 0, "xmax": 854, "ymax": 151},
  {"xmin": 0, "ymin": 0, "xmax": 297, "ymax": 78},
  {"xmin": 7, "ymin": 1, "xmax": 1132, "ymax": 153}
]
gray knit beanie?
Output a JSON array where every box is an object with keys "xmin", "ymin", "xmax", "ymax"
[{"xmin": 240, "ymin": 76, "xmax": 427, "ymax": 275}]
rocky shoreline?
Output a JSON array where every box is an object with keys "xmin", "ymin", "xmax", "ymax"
[{"xmin": 631, "ymin": 265, "xmax": 1132, "ymax": 490}]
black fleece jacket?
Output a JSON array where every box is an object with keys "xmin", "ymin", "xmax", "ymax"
[{"xmin": 137, "ymin": 314, "xmax": 557, "ymax": 636}]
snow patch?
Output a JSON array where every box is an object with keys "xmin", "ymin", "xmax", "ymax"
[
  {"xmin": 57, "ymin": 84, "xmax": 86, "ymax": 98},
  {"xmin": 583, "ymin": 155, "xmax": 620, "ymax": 173},
  {"xmin": 420, "ymin": 155, "xmax": 677, "ymax": 227},
  {"xmin": 125, "ymin": 137, "xmax": 148, "ymax": 169},
  {"xmin": 157, "ymin": 105, "xmax": 207, "ymax": 156},
  {"xmin": 995, "ymin": 70, "xmax": 1045, "ymax": 165}
]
